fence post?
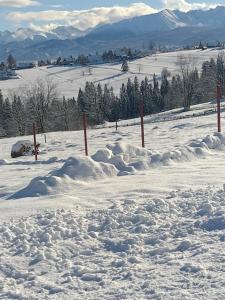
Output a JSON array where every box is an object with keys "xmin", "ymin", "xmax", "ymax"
[
  {"xmin": 83, "ymin": 113, "xmax": 88, "ymax": 156},
  {"xmin": 33, "ymin": 123, "xmax": 38, "ymax": 161},
  {"xmin": 217, "ymin": 84, "xmax": 222, "ymax": 133},
  {"xmin": 116, "ymin": 121, "xmax": 118, "ymax": 131},
  {"xmin": 140, "ymin": 98, "xmax": 145, "ymax": 148}
]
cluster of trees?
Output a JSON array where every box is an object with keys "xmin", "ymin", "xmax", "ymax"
[
  {"xmin": 0, "ymin": 80, "xmax": 81, "ymax": 137},
  {"xmin": 0, "ymin": 54, "xmax": 16, "ymax": 70},
  {"xmin": 102, "ymin": 48, "xmax": 137, "ymax": 62},
  {"xmin": 76, "ymin": 54, "xmax": 225, "ymax": 122},
  {"xmin": 1, "ymin": 54, "xmax": 225, "ymax": 138}
]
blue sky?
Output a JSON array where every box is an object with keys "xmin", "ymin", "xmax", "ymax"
[{"xmin": 0, "ymin": 0, "xmax": 224, "ymax": 31}]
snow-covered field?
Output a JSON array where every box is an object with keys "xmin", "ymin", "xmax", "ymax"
[
  {"xmin": 1, "ymin": 102, "xmax": 225, "ymax": 299},
  {"xmin": 0, "ymin": 48, "xmax": 224, "ymax": 99}
]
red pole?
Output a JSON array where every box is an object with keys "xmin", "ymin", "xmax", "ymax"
[
  {"xmin": 217, "ymin": 84, "xmax": 221, "ymax": 133},
  {"xmin": 32, "ymin": 123, "xmax": 38, "ymax": 161},
  {"xmin": 83, "ymin": 113, "xmax": 88, "ymax": 156},
  {"xmin": 140, "ymin": 99, "xmax": 145, "ymax": 148}
]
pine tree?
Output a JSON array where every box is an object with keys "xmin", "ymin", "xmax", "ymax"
[
  {"xmin": 7, "ymin": 54, "xmax": 16, "ymax": 68},
  {"xmin": 217, "ymin": 54, "xmax": 225, "ymax": 95},
  {"xmin": 0, "ymin": 90, "xmax": 5, "ymax": 137},
  {"xmin": 77, "ymin": 88, "xmax": 86, "ymax": 113},
  {"xmin": 121, "ymin": 60, "xmax": 129, "ymax": 72},
  {"xmin": 160, "ymin": 68, "xmax": 170, "ymax": 110},
  {"xmin": 119, "ymin": 83, "xmax": 129, "ymax": 119},
  {"xmin": 11, "ymin": 95, "xmax": 26, "ymax": 136},
  {"xmin": 2, "ymin": 98, "xmax": 13, "ymax": 136},
  {"xmin": 152, "ymin": 74, "xmax": 162, "ymax": 113}
]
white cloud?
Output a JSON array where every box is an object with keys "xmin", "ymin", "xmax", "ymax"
[
  {"xmin": 6, "ymin": 3, "xmax": 157, "ymax": 31},
  {"xmin": 0, "ymin": 0, "xmax": 39, "ymax": 7},
  {"xmin": 163, "ymin": 0, "xmax": 220, "ymax": 12}
]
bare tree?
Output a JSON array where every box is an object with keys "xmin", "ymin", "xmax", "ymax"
[
  {"xmin": 176, "ymin": 54, "xmax": 198, "ymax": 111},
  {"xmin": 88, "ymin": 66, "xmax": 93, "ymax": 75},
  {"xmin": 137, "ymin": 64, "xmax": 143, "ymax": 74},
  {"xmin": 24, "ymin": 78, "xmax": 58, "ymax": 133}
]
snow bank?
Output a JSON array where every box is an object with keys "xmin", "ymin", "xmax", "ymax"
[
  {"xmin": 10, "ymin": 156, "xmax": 117, "ymax": 199},
  {"xmin": 1, "ymin": 187, "xmax": 225, "ymax": 299},
  {"xmin": 9, "ymin": 133, "xmax": 225, "ymax": 199}
]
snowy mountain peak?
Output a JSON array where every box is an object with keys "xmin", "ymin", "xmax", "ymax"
[
  {"xmin": 159, "ymin": 9, "xmax": 186, "ymax": 28},
  {"xmin": 0, "ymin": 26, "xmax": 88, "ymax": 45}
]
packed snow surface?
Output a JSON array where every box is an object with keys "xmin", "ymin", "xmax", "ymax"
[
  {"xmin": 1, "ymin": 187, "xmax": 225, "ymax": 299},
  {"xmin": 1, "ymin": 102, "xmax": 225, "ymax": 298}
]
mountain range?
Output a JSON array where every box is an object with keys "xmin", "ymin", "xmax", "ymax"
[{"xmin": 1, "ymin": 6, "xmax": 225, "ymax": 61}]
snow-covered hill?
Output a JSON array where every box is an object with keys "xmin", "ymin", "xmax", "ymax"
[
  {"xmin": 0, "ymin": 48, "xmax": 224, "ymax": 99},
  {"xmin": 1, "ymin": 101, "xmax": 225, "ymax": 298}
]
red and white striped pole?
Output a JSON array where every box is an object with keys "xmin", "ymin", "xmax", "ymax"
[
  {"xmin": 140, "ymin": 98, "xmax": 145, "ymax": 148},
  {"xmin": 32, "ymin": 123, "xmax": 38, "ymax": 161},
  {"xmin": 83, "ymin": 113, "xmax": 88, "ymax": 156},
  {"xmin": 217, "ymin": 84, "xmax": 222, "ymax": 133}
]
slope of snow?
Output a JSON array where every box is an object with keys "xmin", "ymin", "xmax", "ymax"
[
  {"xmin": 0, "ymin": 48, "xmax": 224, "ymax": 99},
  {"xmin": 1, "ymin": 102, "xmax": 225, "ymax": 298}
]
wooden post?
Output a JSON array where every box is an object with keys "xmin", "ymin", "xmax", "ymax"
[
  {"xmin": 83, "ymin": 113, "xmax": 88, "ymax": 156},
  {"xmin": 116, "ymin": 121, "xmax": 118, "ymax": 131},
  {"xmin": 140, "ymin": 99, "xmax": 145, "ymax": 148},
  {"xmin": 33, "ymin": 123, "xmax": 38, "ymax": 161},
  {"xmin": 217, "ymin": 84, "xmax": 222, "ymax": 133}
]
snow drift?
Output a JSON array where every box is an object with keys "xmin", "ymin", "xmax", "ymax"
[{"xmin": 9, "ymin": 133, "xmax": 225, "ymax": 199}]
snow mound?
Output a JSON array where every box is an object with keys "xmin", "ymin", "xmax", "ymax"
[
  {"xmin": 0, "ymin": 159, "xmax": 8, "ymax": 165},
  {"xmin": 10, "ymin": 156, "xmax": 117, "ymax": 199},
  {"xmin": 2, "ymin": 187, "xmax": 225, "ymax": 298},
  {"xmin": 9, "ymin": 133, "xmax": 225, "ymax": 199},
  {"xmin": 52, "ymin": 156, "xmax": 117, "ymax": 180},
  {"xmin": 106, "ymin": 142, "xmax": 151, "ymax": 157}
]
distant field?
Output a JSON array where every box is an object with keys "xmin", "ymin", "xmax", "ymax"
[{"xmin": 0, "ymin": 48, "xmax": 223, "ymax": 99}]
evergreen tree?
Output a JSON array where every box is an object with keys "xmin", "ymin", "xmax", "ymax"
[
  {"xmin": 7, "ymin": 54, "xmax": 16, "ymax": 68},
  {"xmin": 121, "ymin": 60, "xmax": 129, "ymax": 72},
  {"xmin": 2, "ymin": 98, "xmax": 13, "ymax": 136},
  {"xmin": 77, "ymin": 88, "xmax": 86, "ymax": 113},
  {"xmin": 160, "ymin": 68, "xmax": 170, "ymax": 110},
  {"xmin": 120, "ymin": 83, "xmax": 129, "ymax": 119},
  {"xmin": 152, "ymin": 74, "xmax": 162, "ymax": 113},
  {"xmin": 11, "ymin": 95, "xmax": 26, "ymax": 135},
  {"xmin": 217, "ymin": 54, "xmax": 225, "ymax": 95},
  {"xmin": 0, "ymin": 90, "xmax": 5, "ymax": 137}
]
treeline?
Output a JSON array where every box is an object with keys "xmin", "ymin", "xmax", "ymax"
[
  {"xmin": 77, "ymin": 53, "xmax": 225, "ymax": 120},
  {"xmin": 0, "ymin": 54, "xmax": 225, "ymax": 137}
]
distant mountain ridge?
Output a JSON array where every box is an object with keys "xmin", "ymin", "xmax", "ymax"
[
  {"xmin": 0, "ymin": 26, "xmax": 87, "ymax": 45},
  {"xmin": 1, "ymin": 6, "xmax": 225, "ymax": 61},
  {"xmin": 89, "ymin": 6, "xmax": 225, "ymax": 37}
]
